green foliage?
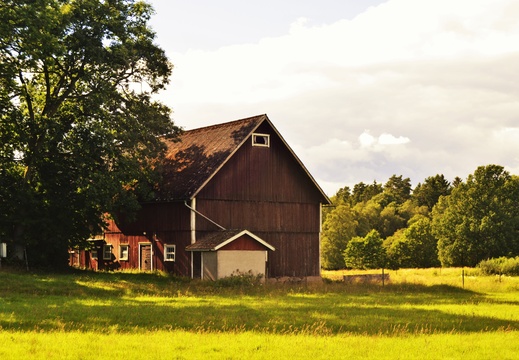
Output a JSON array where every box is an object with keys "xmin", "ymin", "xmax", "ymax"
[
  {"xmin": 212, "ymin": 270, "xmax": 264, "ymax": 288},
  {"xmin": 351, "ymin": 181, "xmax": 382, "ymax": 204},
  {"xmin": 0, "ymin": 0, "xmax": 181, "ymax": 268},
  {"xmin": 383, "ymin": 229, "xmax": 405, "ymax": 269},
  {"xmin": 352, "ymin": 199, "xmax": 382, "ymax": 237},
  {"xmin": 478, "ymin": 257, "xmax": 519, "ymax": 276},
  {"xmin": 324, "ymin": 167, "xmax": 518, "ymax": 271},
  {"xmin": 321, "ymin": 204, "xmax": 357, "ymax": 269},
  {"xmin": 433, "ymin": 165, "xmax": 519, "ymax": 267},
  {"xmin": 413, "ymin": 174, "xmax": 451, "ymax": 210},
  {"xmin": 383, "ymin": 174, "xmax": 412, "ymax": 205},
  {"xmin": 386, "ymin": 217, "xmax": 440, "ymax": 269},
  {"xmin": 343, "ymin": 230, "xmax": 386, "ymax": 269},
  {"xmin": 323, "ymin": 176, "xmax": 436, "ymax": 270},
  {"xmin": 378, "ymin": 202, "xmax": 406, "ymax": 238},
  {"xmin": 334, "ymin": 186, "xmax": 352, "ymax": 205}
]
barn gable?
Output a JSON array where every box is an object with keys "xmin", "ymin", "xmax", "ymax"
[{"xmin": 156, "ymin": 114, "xmax": 330, "ymax": 204}]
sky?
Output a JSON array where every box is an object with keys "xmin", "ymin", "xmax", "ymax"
[{"xmin": 147, "ymin": 0, "xmax": 519, "ymax": 196}]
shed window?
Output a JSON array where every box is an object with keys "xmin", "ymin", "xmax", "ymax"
[
  {"xmin": 102, "ymin": 244, "xmax": 112, "ymax": 260},
  {"xmin": 90, "ymin": 248, "xmax": 98, "ymax": 260},
  {"xmin": 252, "ymin": 133, "xmax": 270, "ymax": 147},
  {"xmin": 164, "ymin": 244, "xmax": 176, "ymax": 262},
  {"xmin": 119, "ymin": 244, "xmax": 129, "ymax": 261}
]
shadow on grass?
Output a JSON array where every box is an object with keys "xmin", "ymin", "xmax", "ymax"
[{"xmin": 0, "ymin": 271, "xmax": 517, "ymax": 335}]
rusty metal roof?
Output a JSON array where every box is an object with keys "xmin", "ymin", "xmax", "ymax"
[{"xmin": 155, "ymin": 114, "xmax": 267, "ymax": 200}]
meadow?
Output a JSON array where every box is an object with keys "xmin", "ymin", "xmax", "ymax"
[{"xmin": 0, "ymin": 268, "xmax": 518, "ymax": 359}]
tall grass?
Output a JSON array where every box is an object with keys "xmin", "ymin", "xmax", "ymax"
[
  {"xmin": 2, "ymin": 331, "xmax": 519, "ymax": 360},
  {"xmin": 0, "ymin": 268, "xmax": 518, "ymax": 359}
]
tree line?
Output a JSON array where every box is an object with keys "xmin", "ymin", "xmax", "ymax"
[{"xmin": 322, "ymin": 165, "xmax": 519, "ymax": 270}]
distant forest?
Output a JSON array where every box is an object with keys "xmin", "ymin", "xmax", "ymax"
[{"xmin": 321, "ymin": 164, "xmax": 519, "ymax": 270}]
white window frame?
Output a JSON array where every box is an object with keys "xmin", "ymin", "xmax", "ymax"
[
  {"xmin": 119, "ymin": 244, "xmax": 129, "ymax": 261},
  {"xmin": 102, "ymin": 244, "xmax": 112, "ymax": 260},
  {"xmin": 252, "ymin": 133, "xmax": 270, "ymax": 147},
  {"xmin": 164, "ymin": 244, "xmax": 176, "ymax": 262},
  {"xmin": 0, "ymin": 243, "xmax": 7, "ymax": 258},
  {"xmin": 91, "ymin": 248, "xmax": 98, "ymax": 260}
]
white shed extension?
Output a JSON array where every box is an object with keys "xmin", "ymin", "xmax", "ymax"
[{"xmin": 186, "ymin": 229, "xmax": 275, "ymax": 280}]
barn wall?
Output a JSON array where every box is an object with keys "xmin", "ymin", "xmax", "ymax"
[
  {"xmin": 198, "ymin": 122, "xmax": 324, "ymax": 204},
  {"xmin": 195, "ymin": 122, "xmax": 324, "ymax": 278},
  {"xmin": 196, "ymin": 200, "xmax": 320, "ymax": 233},
  {"xmin": 194, "ymin": 200, "xmax": 320, "ymax": 277},
  {"xmin": 77, "ymin": 201, "xmax": 193, "ymax": 276}
]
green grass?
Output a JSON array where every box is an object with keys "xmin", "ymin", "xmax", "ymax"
[{"xmin": 1, "ymin": 268, "xmax": 518, "ymax": 359}]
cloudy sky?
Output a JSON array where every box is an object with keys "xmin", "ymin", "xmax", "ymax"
[{"xmin": 147, "ymin": 0, "xmax": 519, "ymax": 196}]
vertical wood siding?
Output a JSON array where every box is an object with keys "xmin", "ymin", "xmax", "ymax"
[
  {"xmin": 196, "ymin": 122, "xmax": 324, "ymax": 277},
  {"xmin": 199, "ymin": 122, "xmax": 324, "ymax": 204},
  {"xmin": 77, "ymin": 202, "xmax": 193, "ymax": 276}
]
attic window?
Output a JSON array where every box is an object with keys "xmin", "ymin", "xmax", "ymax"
[{"xmin": 252, "ymin": 133, "xmax": 270, "ymax": 147}]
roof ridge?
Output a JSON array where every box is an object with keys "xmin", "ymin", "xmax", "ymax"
[{"xmin": 184, "ymin": 114, "xmax": 267, "ymax": 133}]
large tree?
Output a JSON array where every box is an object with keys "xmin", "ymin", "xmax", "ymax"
[
  {"xmin": 0, "ymin": 0, "xmax": 180, "ymax": 268},
  {"xmin": 432, "ymin": 165, "xmax": 519, "ymax": 267}
]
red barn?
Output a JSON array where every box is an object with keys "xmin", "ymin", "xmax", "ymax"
[{"xmin": 71, "ymin": 114, "xmax": 330, "ymax": 279}]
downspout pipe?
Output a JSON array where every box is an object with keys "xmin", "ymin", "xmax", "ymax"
[{"xmin": 184, "ymin": 201, "xmax": 226, "ymax": 230}]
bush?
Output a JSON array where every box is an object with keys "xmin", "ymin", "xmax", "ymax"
[
  {"xmin": 343, "ymin": 230, "xmax": 386, "ymax": 270},
  {"xmin": 478, "ymin": 257, "xmax": 519, "ymax": 276},
  {"xmin": 213, "ymin": 270, "xmax": 264, "ymax": 287}
]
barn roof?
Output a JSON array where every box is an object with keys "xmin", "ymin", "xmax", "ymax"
[
  {"xmin": 185, "ymin": 229, "xmax": 275, "ymax": 251},
  {"xmin": 155, "ymin": 114, "xmax": 330, "ymax": 203}
]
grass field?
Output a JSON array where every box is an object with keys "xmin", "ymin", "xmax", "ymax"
[{"xmin": 1, "ymin": 268, "xmax": 518, "ymax": 359}]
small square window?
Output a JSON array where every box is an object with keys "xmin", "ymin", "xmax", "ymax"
[
  {"xmin": 164, "ymin": 244, "xmax": 175, "ymax": 262},
  {"xmin": 102, "ymin": 244, "xmax": 112, "ymax": 260},
  {"xmin": 91, "ymin": 248, "xmax": 98, "ymax": 260},
  {"xmin": 252, "ymin": 133, "xmax": 270, "ymax": 147},
  {"xmin": 119, "ymin": 244, "xmax": 129, "ymax": 261}
]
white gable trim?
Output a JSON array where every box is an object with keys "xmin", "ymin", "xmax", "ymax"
[{"xmin": 214, "ymin": 230, "xmax": 275, "ymax": 251}]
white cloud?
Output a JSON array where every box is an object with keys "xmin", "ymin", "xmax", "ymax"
[
  {"xmin": 358, "ymin": 131, "xmax": 410, "ymax": 149},
  {"xmin": 379, "ymin": 134, "xmax": 410, "ymax": 145},
  {"xmin": 156, "ymin": 0, "xmax": 519, "ymax": 195},
  {"xmin": 359, "ymin": 132, "xmax": 376, "ymax": 148}
]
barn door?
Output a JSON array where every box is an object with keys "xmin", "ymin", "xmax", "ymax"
[{"xmin": 140, "ymin": 244, "xmax": 152, "ymax": 271}]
